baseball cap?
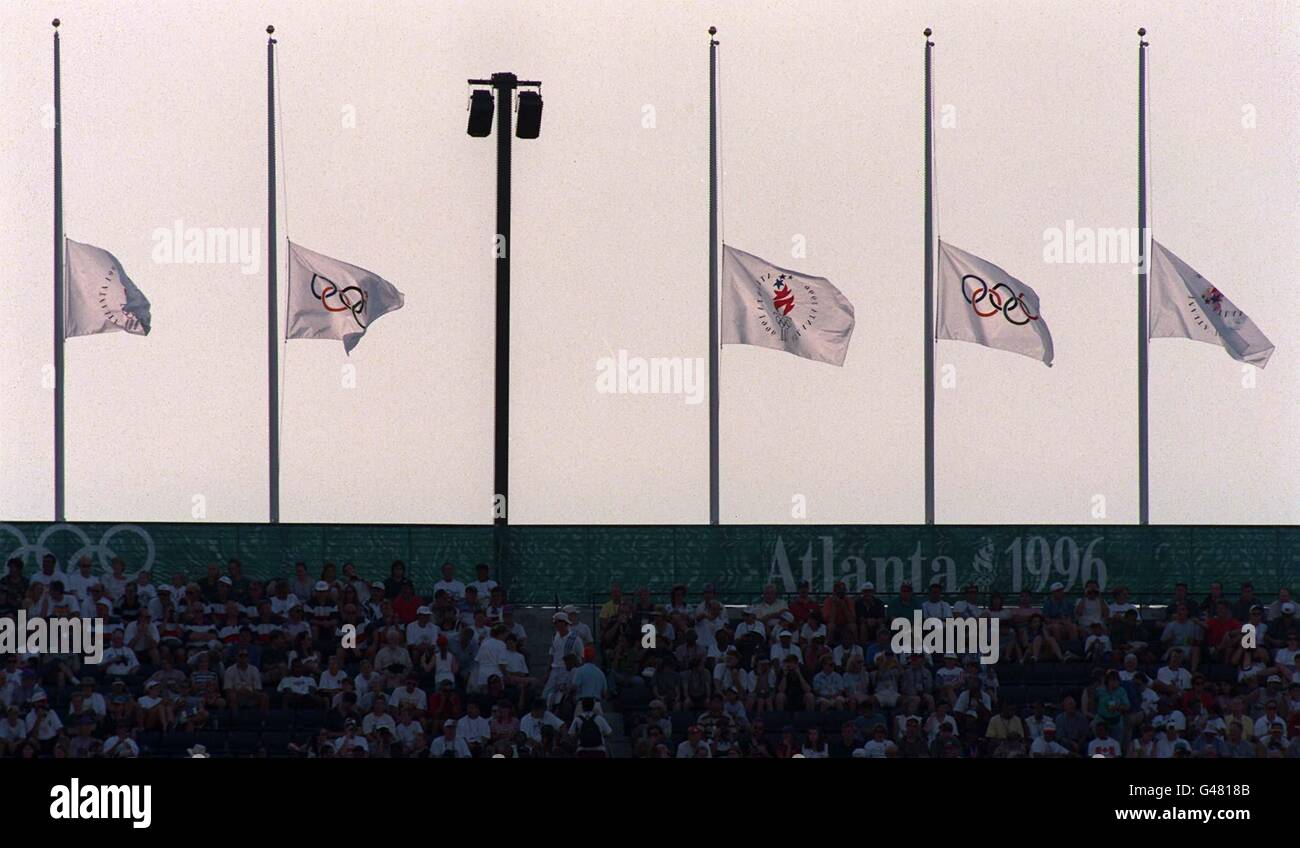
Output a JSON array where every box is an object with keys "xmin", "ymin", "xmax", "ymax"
[
  {"xmin": 1050, "ymin": 582, "xmax": 1064, "ymax": 591},
  {"xmin": 314, "ymin": 580, "xmax": 330, "ymax": 592},
  {"xmin": 218, "ymin": 576, "xmax": 233, "ymax": 585},
  {"xmin": 552, "ymin": 612, "xmax": 568, "ymax": 622},
  {"xmin": 371, "ymin": 581, "xmax": 385, "ymax": 590},
  {"xmin": 416, "ymin": 606, "xmax": 432, "ymax": 616},
  {"xmin": 861, "ymin": 581, "xmax": 875, "ymax": 591},
  {"xmin": 778, "ymin": 629, "xmax": 793, "ymax": 638}
]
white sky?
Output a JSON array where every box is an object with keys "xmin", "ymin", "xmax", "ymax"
[{"xmin": 1, "ymin": 0, "xmax": 1297, "ymax": 525}]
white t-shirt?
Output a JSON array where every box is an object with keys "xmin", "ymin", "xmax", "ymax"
[
  {"xmin": 520, "ymin": 710, "xmax": 565, "ymax": 743},
  {"xmin": 101, "ymin": 735, "xmax": 139, "ymax": 757},
  {"xmin": 474, "ymin": 637, "xmax": 510, "ymax": 687},
  {"xmin": 1157, "ymin": 666, "xmax": 1192, "ymax": 692},
  {"xmin": 406, "ymin": 620, "xmax": 438, "ymax": 646},
  {"xmin": 434, "ymin": 580, "xmax": 466, "ymax": 600},
  {"xmin": 362, "ymin": 712, "xmax": 397, "ymax": 736},
  {"xmin": 429, "ymin": 736, "xmax": 471, "ymax": 758},
  {"xmin": 1087, "ymin": 737, "xmax": 1122, "ymax": 758},
  {"xmin": 857, "ymin": 739, "xmax": 896, "ymax": 758},
  {"xmin": 278, "ymin": 675, "xmax": 317, "ymax": 696},
  {"xmin": 457, "ymin": 715, "xmax": 491, "ymax": 744},
  {"xmin": 1030, "ymin": 736, "xmax": 1068, "ymax": 756}
]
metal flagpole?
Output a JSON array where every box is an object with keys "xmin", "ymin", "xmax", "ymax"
[
  {"xmin": 53, "ymin": 19, "xmax": 65, "ymax": 522},
  {"xmin": 923, "ymin": 28, "xmax": 935, "ymax": 525},
  {"xmin": 267, "ymin": 26, "xmax": 280, "ymax": 523},
  {"xmin": 708, "ymin": 27, "xmax": 720, "ymax": 526},
  {"xmin": 1137, "ymin": 28, "xmax": 1149, "ymax": 525}
]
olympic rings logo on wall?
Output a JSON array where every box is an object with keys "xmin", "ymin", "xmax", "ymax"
[
  {"xmin": 960, "ymin": 274, "xmax": 1040, "ymax": 326},
  {"xmin": 0, "ymin": 523, "xmax": 156, "ymax": 573}
]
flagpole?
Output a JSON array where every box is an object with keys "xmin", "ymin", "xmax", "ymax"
[
  {"xmin": 1137, "ymin": 27, "xmax": 1149, "ymax": 525},
  {"xmin": 708, "ymin": 26, "xmax": 720, "ymax": 526},
  {"xmin": 52, "ymin": 19, "xmax": 65, "ymax": 523},
  {"xmin": 923, "ymin": 28, "xmax": 935, "ymax": 525},
  {"xmin": 267, "ymin": 25, "xmax": 280, "ymax": 523}
]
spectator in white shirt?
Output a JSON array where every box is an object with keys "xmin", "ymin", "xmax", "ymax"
[
  {"xmin": 432, "ymin": 563, "xmax": 466, "ymax": 602},
  {"xmin": 430, "ymin": 719, "xmax": 472, "ymax": 758},
  {"xmin": 456, "ymin": 701, "xmax": 491, "ymax": 755}
]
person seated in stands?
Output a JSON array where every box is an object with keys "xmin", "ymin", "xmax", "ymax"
[
  {"xmin": 1040, "ymin": 582, "xmax": 1078, "ymax": 643},
  {"xmin": 1204, "ymin": 599, "xmax": 1244, "ymax": 665},
  {"xmin": 1160, "ymin": 603, "xmax": 1202, "ymax": 670},
  {"xmin": 774, "ymin": 654, "xmax": 814, "ymax": 712}
]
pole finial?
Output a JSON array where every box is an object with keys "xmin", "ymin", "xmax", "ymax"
[
  {"xmin": 1137, "ymin": 27, "xmax": 1146, "ymax": 37},
  {"xmin": 923, "ymin": 27, "xmax": 932, "ymax": 37},
  {"xmin": 266, "ymin": 25, "xmax": 275, "ymax": 35},
  {"xmin": 708, "ymin": 26, "xmax": 716, "ymax": 36},
  {"xmin": 52, "ymin": 18, "xmax": 60, "ymax": 28}
]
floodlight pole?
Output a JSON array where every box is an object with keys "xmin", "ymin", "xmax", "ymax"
[{"xmin": 468, "ymin": 72, "xmax": 541, "ymax": 585}]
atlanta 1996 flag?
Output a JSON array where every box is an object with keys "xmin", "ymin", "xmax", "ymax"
[
  {"xmin": 1148, "ymin": 239, "xmax": 1274, "ymax": 368},
  {"xmin": 935, "ymin": 240, "xmax": 1053, "ymax": 367},
  {"xmin": 64, "ymin": 239, "xmax": 152, "ymax": 337},
  {"xmin": 286, "ymin": 242, "xmax": 405, "ymax": 353},
  {"xmin": 720, "ymin": 245, "xmax": 855, "ymax": 366}
]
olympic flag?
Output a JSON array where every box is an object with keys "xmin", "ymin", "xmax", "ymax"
[
  {"xmin": 286, "ymin": 242, "xmax": 405, "ymax": 353},
  {"xmin": 935, "ymin": 240, "xmax": 1053, "ymax": 367},
  {"xmin": 720, "ymin": 245, "xmax": 855, "ymax": 367},
  {"xmin": 64, "ymin": 239, "xmax": 152, "ymax": 338},
  {"xmin": 1148, "ymin": 240, "xmax": 1274, "ymax": 368}
]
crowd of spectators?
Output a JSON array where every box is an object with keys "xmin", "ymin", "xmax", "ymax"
[
  {"xmin": 606, "ymin": 578, "xmax": 1300, "ymax": 758},
  {"xmin": 0, "ymin": 554, "xmax": 610, "ymax": 758}
]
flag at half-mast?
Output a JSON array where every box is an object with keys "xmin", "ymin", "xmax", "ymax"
[
  {"xmin": 720, "ymin": 245, "xmax": 855, "ymax": 366},
  {"xmin": 64, "ymin": 239, "xmax": 152, "ymax": 337},
  {"xmin": 1148, "ymin": 240, "xmax": 1274, "ymax": 368},
  {"xmin": 935, "ymin": 240, "xmax": 1054, "ymax": 367},
  {"xmin": 286, "ymin": 242, "xmax": 405, "ymax": 353}
]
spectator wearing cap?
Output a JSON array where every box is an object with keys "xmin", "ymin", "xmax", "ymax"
[
  {"xmin": 429, "ymin": 719, "xmax": 471, "ymax": 758},
  {"xmin": 769, "ymin": 628, "xmax": 803, "ymax": 666},
  {"xmin": 734, "ymin": 606, "xmax": 766, "ymax": 647},
  {"xmin": 520, "ymin": 699, "xmax": 565, "ymax": 746},
  {"xmin": 675, "ymin": 723, "xmax": 711, "ymax": 758},
  {"xmin": 406, "ymin": 605, "xmax": 438, "ymax": 658},
  {"xmin": 1030, "ymin": 722, "xmax": 1069, "ymax": 757}
]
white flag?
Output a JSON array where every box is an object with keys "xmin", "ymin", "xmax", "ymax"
[
  {"xmin": 721, "ymin": 245, "xmax": 855, "ymax": 366},
  {"xmin": 286, "ymin": 242, "xmax": 405, "ymax": 353},
  {"xmin": 1148, "ymin": 240, "xmax": 1274, "ymax": 368},
  {"xmin": 936, "ymin": 240, "xmax": 1053, "ymax": 366},
  {"xmin": 64, "ymin": 239, "xmax": 151, "ymax": 338}
]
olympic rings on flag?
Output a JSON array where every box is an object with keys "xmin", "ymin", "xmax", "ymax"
[
  {"xmin": 960, "ymin": 274, "xmax": 1040, "ymax": 326},
  {"xmin": 311, "ymin": 273, "xmax": 369, "ymax": 329}
]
